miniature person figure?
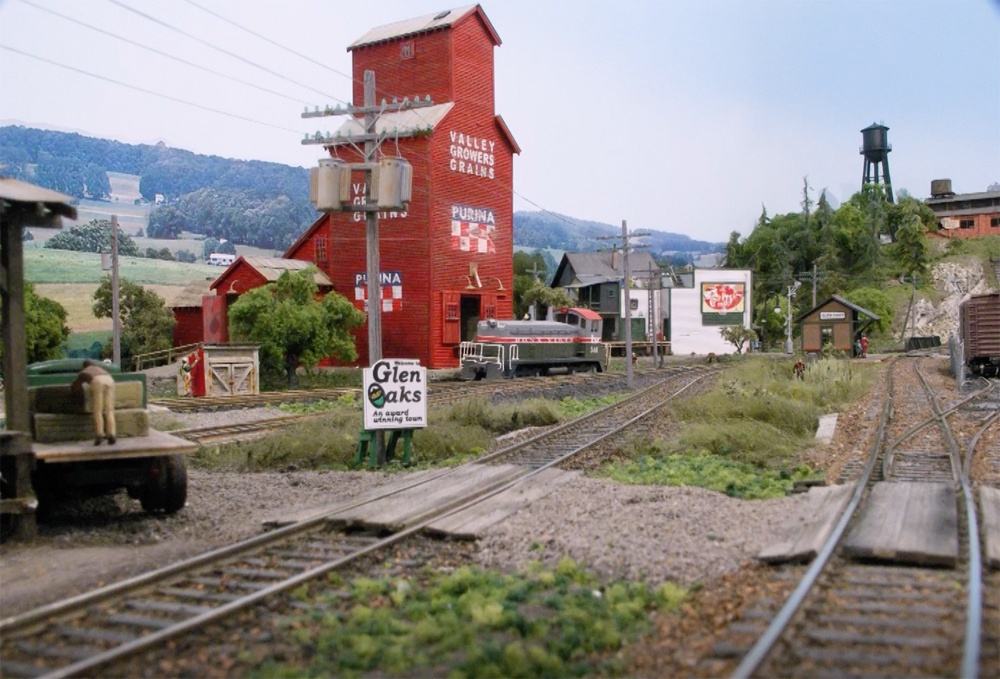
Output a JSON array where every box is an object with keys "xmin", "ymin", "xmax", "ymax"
[
  {"xmin": 71, "ymin": 359, "xmax": 116, "ymax": 445},
  {"xmin": 854, "ymin": 337, "xmax": 863, "ymax": 358},
  {"xmin": 860, "ymin": 334, "xmax": 869, "ymax": 358},
  {"xmin": 794, "ymin": 359, "xmax": 806, "ymax": 380}
]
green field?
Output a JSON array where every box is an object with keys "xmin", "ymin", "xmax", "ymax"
[{"xmin": 25, "ymin": 248, "xmax": 220, "ymax": 285}]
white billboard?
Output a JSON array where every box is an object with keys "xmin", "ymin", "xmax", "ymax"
[{"xmin": 363, "ymin": 359, "xmax": 427, "ymax": 430}]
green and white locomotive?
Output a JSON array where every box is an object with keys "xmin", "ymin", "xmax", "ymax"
[{"xmin": 460, "ymin": 307, "xmax": 609, "ymax": 380}]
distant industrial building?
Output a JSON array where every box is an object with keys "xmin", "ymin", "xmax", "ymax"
[{"xmin": 926, "ymin": 179, "xmax": 1000, "ymax": 240}]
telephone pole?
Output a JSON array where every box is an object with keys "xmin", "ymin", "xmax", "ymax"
[
  {"xmin": 301, "ymin": 71, "xmax": 433, "ymax": 465},
  {"xmin": 637, "ymin": 264, "xmax": 662, "ymax": 368},
  {"xmin": 598, "ymin": 221, "xmax": 650, "ymax": 389},
  {"xmin": 111, "ymin": 214, "xmax": 121, "ymax": 366}
]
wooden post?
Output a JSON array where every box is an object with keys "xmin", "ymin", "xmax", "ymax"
[
  {"xmin": 1, "ymin": 212, "xmax": 37, "ymax": 539},
  {"xmin": 362, "ymin": 70, "xmax": 386, "ymax": 465},
  {"xmin": 111, "ymin": 214, "xmax": 121, "ymax": 367}
]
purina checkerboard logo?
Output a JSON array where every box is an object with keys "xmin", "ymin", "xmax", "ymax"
[
  {"xmin": 354, "ymin": 271, "xmax": 402, "ymax": 313},
  {"xmin": 451, "ymin": 204, "xmax": 496, "ymax": 254}
]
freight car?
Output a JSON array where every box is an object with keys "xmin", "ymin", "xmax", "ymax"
[
  {"xmin": 460, "ymin": 308, "xmax": 608, "ymax": 380},
  {"xmin": 960, "ymin": 292, "xmax": 1000, "ymax": 378}
]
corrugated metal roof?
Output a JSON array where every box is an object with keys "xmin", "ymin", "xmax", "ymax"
[
  {"xmin": 242, "ymin": 257, "xmax": 333, "ymax": 285},
  {"xmin": 171, "ymin": 277, "xmax": 215, "ymax": 309},
  {"xmin": 0, "ymin": 177, "xmax": 77, "ymax": 220},
  {"xmin": 348, "ymin": 5, "xmax": 483, "ymax": 49},
  {"xmin": 328, "ymin": 102, "xmax": 454, "ymax": 142}
]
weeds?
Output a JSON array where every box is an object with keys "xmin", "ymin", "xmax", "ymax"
[{"xmin": 252, "ymin": 561, "xmax": 685, "ymax": 678}]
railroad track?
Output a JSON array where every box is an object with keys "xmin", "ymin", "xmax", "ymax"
[
  {"xmin": 730, "ymin": 358, "xmax": 998, "ymax": 679},
  {"xmin": 169, "ymin": 369, "xmax": 673, "ymax": 445},
  {"xmin": 0, "ymin": 365, "xmax": 716, "ymax": 679}
]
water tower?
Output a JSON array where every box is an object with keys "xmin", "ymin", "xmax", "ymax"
[{"xmin": 860, "ymin": 122, "xmax": 894, "ymax": 203}]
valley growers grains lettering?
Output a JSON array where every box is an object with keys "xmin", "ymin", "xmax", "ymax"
[{"xmin": 449, "ymin": 131, "xmax": 495, "ymax": 180}]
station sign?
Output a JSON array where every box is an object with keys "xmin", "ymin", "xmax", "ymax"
[
  {"xmin": 363, "ymin": 359, "xmax": 427, "ymax": 430},
  {"xmin": 820, "ymin": 311, "xmax": 846, "ymax": 320}
]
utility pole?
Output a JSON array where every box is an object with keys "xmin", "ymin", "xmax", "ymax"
[
  {"xmin": 638, "ymin": 264, "xmax": 662, "ymax": 369},
  {"xmin": 811, "ymin": 262, "xmax": 817, "ymax": 309},
  {"xmin": 111, "ymin": 214, "xmax": 121, "ymax": 367},
  {"xmin": 527, "ymin": 261, "xmax": 543, "ymax": 284},
  {"xmin": 301, "ymin": 71, "xmax": 433, "ymax": 466},
  {"xmin": 598, "ymin": 221, "xmax": 650, "ymax": 389}
]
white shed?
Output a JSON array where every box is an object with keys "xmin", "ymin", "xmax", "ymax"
[{"xmin": 668, "ymin": 269, "xmax": 753, "ymax": 355}]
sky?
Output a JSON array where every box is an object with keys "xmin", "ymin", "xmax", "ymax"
[{"xmin": 0, "ymin": 0, "xmax": 998, "ymax": 242}]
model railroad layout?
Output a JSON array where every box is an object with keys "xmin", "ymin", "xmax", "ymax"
[
  {"xmin": 720, "ymin": 358, "xmax": 999, "ymax": 679},
  {"xmin": 0, "ymin": 365, "xmax": 715, "ymax": 679}
]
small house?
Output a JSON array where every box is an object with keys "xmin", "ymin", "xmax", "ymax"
[{"xmin": 797, "ymin": 295, "xmax": 880, "ymax": 355}]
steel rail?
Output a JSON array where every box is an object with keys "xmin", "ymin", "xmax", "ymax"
[
  {"xmin": 915, "ymin": 367, "xmax": 995, "ymax": 679},
  {"xmin": 730, "ymin": 358, "xmax": 897, "ymax": 679},
  {"xmin": 2, "ymin": 366, "xmax": 707, "ymax": 634},
  {"xmin": 30, "ymin": 372, "xmax": 713, "ymax": 679}
]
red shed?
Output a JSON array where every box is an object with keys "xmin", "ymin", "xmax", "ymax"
[
  {"xmin": 285, "ymin": 4, "xmax": 519, "ymax": 368},
  {"xmin": 169, "ymin": 277, "xmax": 214, "ymax": 347}
]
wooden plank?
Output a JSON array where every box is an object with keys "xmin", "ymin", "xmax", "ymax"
[
  {"xmin": 33, "ymin": 408, "xmax": 149, "ymax": 443},
  {"xmin": 980, "ymin": 486, "xmax": 1000, "ymax": 569},
  {"xmin": 329, "ymin": 464, "xmax": 525, "ymax": 532},
  {"xmin": 32, "ymin": 428, "xmax": 197, "ymax": 463},
  {"xmin": 261, "ymin": 469, "xmax": 441, "ymax": 528},
  {"xmin": 427, "ymin": 468, "xmax": 579, "ymax": 539},
  {"xmin": 843, "ymin": 482, "xmax": 958, "ymax": 567},
  {"xmin": 759, "ymin": 483, "xmax": 856, "ymax": 564},
  {"xmin": 815, "ymin": 413, "xmax": 838, "ymax": 445}
]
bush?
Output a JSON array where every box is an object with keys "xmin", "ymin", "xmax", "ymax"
[
  {"xmin": 45, "ymin": 219, "xmax": 140, "ymax": 256},
  {"xmin": 175, "ymin": 249, "xmax": 197, "ymax": 263}
]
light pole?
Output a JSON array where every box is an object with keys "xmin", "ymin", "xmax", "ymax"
[{"xmin": 784, "ymin": 281, "xmax": 801, "ymax": 354}]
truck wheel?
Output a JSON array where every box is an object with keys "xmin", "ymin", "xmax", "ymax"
[
  {"xmin": 162, "ymin": 455, "xmax": 187, "ymax": 514},
  {"xmin": 140, "ymin": 457, "xmax": 168, "ymax": 512}
]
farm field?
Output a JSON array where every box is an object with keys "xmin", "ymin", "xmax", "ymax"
[
  {"xmin": 26, "ymin": 228, "xmax": 282, "ymax": 261},
  {"xmin": 34, "ymin": 282, "xmax": 188, "ymax": 332},
  {"xmin": 24, "ymin": 247, "xmax": 218, "ymax": 285}
]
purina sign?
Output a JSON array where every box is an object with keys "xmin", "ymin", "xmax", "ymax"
[{"xmin": 363, "ymin": 359, "xmax": 427, "ymax": 430}]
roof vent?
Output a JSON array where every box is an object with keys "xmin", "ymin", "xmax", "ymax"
[{"xmin": 433, "ymin": 10, "xmax": 451, "ymax": 20}]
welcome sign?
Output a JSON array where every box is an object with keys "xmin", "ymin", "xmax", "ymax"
[{"xmin": 363, "ymin": 359, "xmax": 427, "ymax": 430}]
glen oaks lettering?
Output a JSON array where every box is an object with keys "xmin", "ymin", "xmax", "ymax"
[
  {"xmin": 363, "ymin": 359, "xmax": 428, "ymax": 430},
  {"xmin": 449, "ymin": 131, "xmax": 495, "ymax": 180},
  {"xmin": 350, "ymin": 182, "xmax": 408, "ymax": 222}
]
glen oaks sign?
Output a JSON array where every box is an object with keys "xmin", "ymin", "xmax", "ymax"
[
  {"xmin": 363, "ymin": 359, "xmax": 427, "ymax": 430},
  {"xmin": 449, "ymin": 130, "xmax": 495, "ymax": 180}
]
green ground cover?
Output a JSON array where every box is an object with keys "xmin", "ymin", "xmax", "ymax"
[
  {"xmin": 598, "ymin": 357, "xmax": 875, "ymax": 498},
  {"xmin": 252, "ymin": 560, "xmax": 685, "ymax": 678},
  {"xmin": 193, "ymin": 395, "xmax": 623, "ymax": 472},
  {"xmin": 24, "ymin": 248, "xmax": 219, "ymax": 285}
]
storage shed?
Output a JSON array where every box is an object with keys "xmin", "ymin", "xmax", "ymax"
[
  {"xmin": 797, "ymin": 295, "xmax": 879, "ymax": 355},
  {"xmin": 283, "ymin": 5, "xmax": 519, "ymax": 368}
]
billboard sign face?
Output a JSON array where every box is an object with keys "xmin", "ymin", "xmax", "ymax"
[
  {"xmin": 701, "ymin": 283, "xmax": 745, "ymax": 314},
  {"xmin": 363, "ymin": 359, "xmax": 427, "ymax": 430}
]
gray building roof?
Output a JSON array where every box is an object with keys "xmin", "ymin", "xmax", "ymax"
[{"xmin": 552, "ymin": 251, "xmax": 660, "ymax": 288}]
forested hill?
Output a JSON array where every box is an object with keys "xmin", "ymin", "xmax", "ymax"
[
  {"xmin": 0, "ymin": 125, "xmax": 316, "ymax": 250},
  {"xmin": 513, "ymin": 210, "xmax": 721, "ymax": 256}
]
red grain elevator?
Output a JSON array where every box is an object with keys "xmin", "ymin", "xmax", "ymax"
[{"xmin": 285, "ymin": 4, "xmax": 519, "ymax": 368}]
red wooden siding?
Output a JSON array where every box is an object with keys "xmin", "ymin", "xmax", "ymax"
[{"xmin": 173, "ymin": 307, "xmax": 203, "ymax": 346}]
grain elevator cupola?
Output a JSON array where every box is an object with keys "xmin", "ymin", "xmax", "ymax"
[{"xmin": 860, "ymin": 122, "xmax": 893, "ymax": 203}]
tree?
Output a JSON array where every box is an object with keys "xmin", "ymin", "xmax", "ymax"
[
  {"xmin": 892, "ymin": 218, "xmax": 929, "ymax": 278},
  {"xmin": 176, "ymin": 249, "xmax": 197, "ymax": 263},
  {"xmin": 719, "ymin": 325, "xmax": 757, "ymax": 354},
  {"xmin": 146, "ymin": 204, "xmax": 185, "ymax": 239},
  {"xmin": 216, "ymin": 239, "xmax": 236, "ymax": 255},
  {"xmin": 228, "ymin": 268, "xmax": 366, "ymax": 387},
  {"xmin": 513, "ymin": 251, "xmax": 549, "ymax": 318},
  {"xmin": 22, "ymin": 229, "xmax": 34, "ymax": 241},
  {"xmin": 45, "ymin": 219, "xmax": 141, "ymax": 257},
  {"xmin": 521, "ymin": 283, "xmax": 574, "ymax": 320},
  {"xmin": 844, "ymin": 287, "xmax": 894, "ymax": 335},
  {"xmin": 135, "ymin": 227, "xmax": 144, "ymax": 237},
  {"xmin": 93, "ymin": 277, "xmax": 175, "ymax": 369},
  {"xmin": 201, "ymin": 237, "xmax": 220, "ymax": 260},
  {"xmin": 0, "ymin": 283, "xmax": 71, "ymax": 369},
  {"xmin": 158, "ymin": 247, "xmax": 175, "ymax": 261}
]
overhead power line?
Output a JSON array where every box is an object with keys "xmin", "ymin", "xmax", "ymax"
[
  {"xmin": 105, "ymin": 0, "xmax": 350, "ymax": 105},
  {"xmin": 0, "ymin": 43, "xmax": 301, "ymax": 134},
  {"xmin": 180, "ymin": 0, "xmax": 355, "ymax": 82},
  {"xmin": 17, "ymin": 0, "xmax": 315, "ymax": 106}
]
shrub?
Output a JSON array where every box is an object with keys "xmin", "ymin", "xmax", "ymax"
[{"xmin": 45, "ymin": 219, "xmax": 140, "ymax": 256}]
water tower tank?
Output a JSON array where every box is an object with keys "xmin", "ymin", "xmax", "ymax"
[{"xmin": 861, "ymin": 123, "xmax": 889, "ymax": 154}]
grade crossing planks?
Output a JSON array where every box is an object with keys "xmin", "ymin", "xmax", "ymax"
[
  {"xmin": 843, "ymin": 482, "xmax": 958, "ymax": 566},
  {"xmin": 261, "ymin": 469, "xmax": 442, "ymax": 528},
  {"xmin": 758, "ymin": 483, "xmax": 856, "ymax": 564},
  {"xmin": 427, "ymin": 468, "xmax": 580, "ymax": 539},
  {"xmin": 325, "ymin": 463, "xmax": 525, "ymax": 532},
  {"xmin": 980, "ymin": 486, "xmax": 1000, "ymax": 569}
]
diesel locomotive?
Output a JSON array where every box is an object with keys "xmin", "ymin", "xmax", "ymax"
[{"xmin": 460, "ymin": 308, "xmax": 609, "ymax": 380}]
